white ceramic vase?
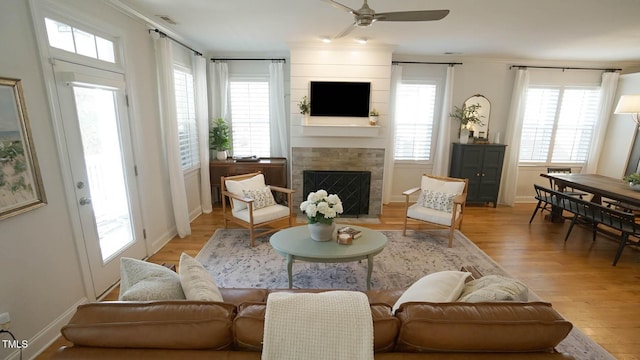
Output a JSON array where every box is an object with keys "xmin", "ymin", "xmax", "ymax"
[
  {"xmin": 629, "ymin": 183, "xmax": 640, "ymax": 192},
  {"xmin": 216, "ymin": 150, "xmax": 227, "ymax": 160},
  {"xmin": 460, "ymin": 128, "xmax": 470, "ymax": 144},
  {"xmin": 308, "ymin": 222, "xmax": 335, "ymax": 242}
]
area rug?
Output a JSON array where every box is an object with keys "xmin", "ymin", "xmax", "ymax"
[{"xmin": 196, "ymin": 228, "xmax": 614, "ymax": 360}]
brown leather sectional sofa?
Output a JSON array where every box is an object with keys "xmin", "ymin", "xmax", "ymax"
[{"xmin": 53, "ymin": 287, "xmax": 574, "ymax": 359}]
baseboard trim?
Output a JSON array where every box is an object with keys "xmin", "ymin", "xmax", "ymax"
[{"xmin": 24, "ymin": 297, "xmax": 88, "ymax": 359}]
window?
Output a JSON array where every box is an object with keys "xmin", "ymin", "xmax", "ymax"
[
  {"xmin": 519, "ymin": 86, "xmax": 601, "ymax": 164},
  {"xmin": 173, "ymin": 67, "xmax": 199, "ymax": 170},
  {"xmin": 44, "ymin": 18, "xmax": 115, "ymax": 63},
  {"xmin": 394, "ymin": 83, "xmax": 437, "ymax": 161},
  {"xmin": 229, "ymin": 80, "xmax": 270, "ymax": 157}
]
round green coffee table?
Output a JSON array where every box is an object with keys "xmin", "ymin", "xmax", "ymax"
[{"xmin": 269, "ymin": 225, "xmax": 388, "ymax": 289}]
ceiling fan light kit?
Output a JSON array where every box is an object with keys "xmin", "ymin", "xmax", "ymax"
[{"xmin": 323, "ymin": 0, "xmax": 449, "ymax": 39}]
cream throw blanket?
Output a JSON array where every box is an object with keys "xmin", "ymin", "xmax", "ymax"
[{"xmin": 262, "ymin": 291, "xmax": 374, "ymax": 360}]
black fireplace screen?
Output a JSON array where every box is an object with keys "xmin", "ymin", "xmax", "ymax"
[{"xmin": 302, "ymin": 170, "xmax": 371, "ymax": 216}]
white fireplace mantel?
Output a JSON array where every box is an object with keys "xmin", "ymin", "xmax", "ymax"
[{"xmin": 301, "ymin": 124, "xmax": 380, "ymax": 137}]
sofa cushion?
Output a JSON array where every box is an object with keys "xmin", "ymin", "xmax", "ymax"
[
  {"xmin": 61, "ymin": 301, "xmax": 237, "ymax": 350},
  {"xmin": 232, "ymin": 302, "xmax": 399, "ymax": 353},
  {"xmin": 392, "ymin": 271, "xmax": 470, "ymax": 313},
  {"xmin": 395, "ymin": 302, "xmax": 573, "ymax": 353},
  {"xmin": 179, "ymin": 252, "xmax": 223, "ymax": 302},
  {"xmin": 119, "ymin": 257, "xmax": 185, "ymax": 301},
  {"xmin": 458, "ymin": 275, "xmax": 528, "ymax": 302}
]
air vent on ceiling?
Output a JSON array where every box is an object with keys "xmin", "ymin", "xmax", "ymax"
[{"xmin": 156, "ymin": 15, "xmax": 177, "ymax": 25}]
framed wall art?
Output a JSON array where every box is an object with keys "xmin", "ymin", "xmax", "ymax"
[{"xmin": 0, "ymin": 77, "xmax": 46, "ymax": 220}]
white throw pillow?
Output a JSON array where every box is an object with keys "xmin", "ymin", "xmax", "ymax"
[
  {"xmin": 457, "ymin": 275, "xmax": 528, "ymax": 302},
  {"xmin": 225, "ymin": 174, "xmax": 267, "ymax": 211},
  {"xmin": 119, "ymin": 257, "xmax": 185, "ymax": 301},
  {"xmin": 242, "ymin": 186, "xmax": 276, "ymax": 210},
  {"xmin": 179, "ymin": 252, "xmax": 224, "ymax": 302},
  {"xmin": 417, "ymin": 189, "xmax": 457, "ymax": 212},
  {"xmin": 392, "ymin": 271, "xmax": 471, "ymax": 313}
]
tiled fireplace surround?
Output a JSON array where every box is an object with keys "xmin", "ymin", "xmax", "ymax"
[{"xmin": 291, "ymin": 147, "xmax": 385, "ymax": 217}]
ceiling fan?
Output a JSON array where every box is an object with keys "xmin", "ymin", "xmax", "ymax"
[{"xmin": 323, "ymin": 0, "xmax": 450, "ymax": 38}]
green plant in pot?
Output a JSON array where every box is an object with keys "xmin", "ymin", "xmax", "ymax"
[
  {"xmin": 624, "ymin": 173, "xmax": 640, "ymax": 191},
  {"xmin": 450, "ymin": 103, "xmax": 484, "ymax": 144},
  {"xmin": 210, "ymin": 118, "xmax": 231, "ymax": 160}
]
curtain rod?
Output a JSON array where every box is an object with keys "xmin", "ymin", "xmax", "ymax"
[
  {"xmin": 392, "ymin": 61, "xmax": 463, "ymax": 66},
  {"xmin": 211, "ymin": 58, "xmax": 286, "ymax": 63},
  {"xmin": 149, "ymin": 29, "xmax": 203, "ymax": 57},
  {"xmin": 510, "ymin": 64, "xmax": 621, "ymax": 72}
]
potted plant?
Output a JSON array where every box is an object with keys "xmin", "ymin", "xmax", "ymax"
[
  {"xmin": 369, "ymin": 109, "xmax": 379, "ymax": 125},
  {"xmin": 209, "ymin": 118, "xmax": 231, "ymax": 160},
  {"xmin": 299, "ymin": 189, "xmax": 344, "ymax": 241},
  {"xmin": 624, "ymin": 173, "xmax": 640, "ymax": 191},
  {"xmin": 298, "ymin": 96, "xmax": 310, "ymax": 124},
  {"xmin": 450, "ymin": 103, "xmax": 484, "ymax": 144}
]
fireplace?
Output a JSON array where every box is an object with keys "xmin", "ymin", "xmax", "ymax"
[
  {"xmin": 291, "ymin": 147, "xmax": 385, "ymax": 217},
  {"xmin": 303, "ymin": 170, "xmax": 371, "ymax": 216}
]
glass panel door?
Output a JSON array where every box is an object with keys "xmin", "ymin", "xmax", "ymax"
[{"xmin": 73, "ymin": 86, "xmax": 134, "ymax": 260}]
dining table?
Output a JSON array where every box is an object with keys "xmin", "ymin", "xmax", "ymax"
[{"xmin": 540, "ymin": 172, "xmax": 640, "ymax": 221}]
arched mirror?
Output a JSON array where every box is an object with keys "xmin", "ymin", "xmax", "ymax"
[{"xmin": 464, "ymin": 94, "xmax": 491, "ymax": 140}]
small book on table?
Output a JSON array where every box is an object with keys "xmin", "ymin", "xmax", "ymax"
[{"xmin": 337, "ymin": 226, "xmax": 362, "ymax": 239}]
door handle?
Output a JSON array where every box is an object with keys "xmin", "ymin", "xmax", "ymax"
[{"xmin": 79, "ymin": 197, "xmax": 92, "ymax": 206}]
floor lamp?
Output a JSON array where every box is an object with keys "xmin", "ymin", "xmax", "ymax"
[{"xmin": 615, "ymin": 94, "xmax": 640, "ymax": 126}]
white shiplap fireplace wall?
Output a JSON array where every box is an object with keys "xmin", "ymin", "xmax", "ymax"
[{"xmin": 289, "ymin": 43, "xmax": 394, "ymax": 215}]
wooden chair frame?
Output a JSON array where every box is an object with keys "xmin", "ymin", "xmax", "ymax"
[
  {"xmin": 221, "ymin": 171, "xmax": 295, "ymax": 247},
  {"xmin": 402, "ymin": 174, "xmax": 469, "ymax": 248}
]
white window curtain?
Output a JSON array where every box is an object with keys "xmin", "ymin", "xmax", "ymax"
[
  {"xmin": 498, "ymin": 68, "xmax": 530, "ymax": 206},
  {"xmin": 192, "ymin": 53, "xmax": 212, "ymax": 213},
  {"xmin": 153, "ymin": 35, "xmax": 191, "ymax": 237},
  {"xmin": 582, "ymin": 71, "xmax": 620, "ymax": 173},
  {"xmin": 383, "ymin": 64, "xmax": 402, "ymax": 203},
  {"xmin": 269, "ymin": 62, "xmax": 289, "ymax": 158},
  {"xmin": 432, "ymin": 65, "xmax": 455, "ymax": 176},
  {"xmin": 208, "ymin": 61, "xmax": 231, "ymax": 124}
]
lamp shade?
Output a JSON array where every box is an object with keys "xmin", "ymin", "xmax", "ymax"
[{"xmin": 614, "ymin": 95, "xmax": 640, "ymax": 114}]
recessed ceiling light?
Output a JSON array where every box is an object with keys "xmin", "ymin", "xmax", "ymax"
[
  {"xmin": 321, "ymin": 37, "xmax": 331, "ymax": 43},
  {"xmin": 357, "ymin": 38, "xmax": 367, "ymax": 44}
]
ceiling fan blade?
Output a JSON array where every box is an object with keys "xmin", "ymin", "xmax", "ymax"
[
  {"xmin": 322, "ymin": 0, "xmax": 358, "ymax": 15},
  {"xmin": 374, "ymin": 9, "xmax": 450, "ymax": 22},
  {"xmin": 334, "ymin": 22, "xmax": 357, "ymax": 38}
]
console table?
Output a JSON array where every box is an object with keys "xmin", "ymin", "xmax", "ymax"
[{"xmin": 209, "ymin": 158, "xmax": 287, "ymax": 203}]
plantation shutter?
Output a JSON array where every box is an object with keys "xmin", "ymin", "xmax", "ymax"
[
  {"xmin": 394, "ymin": 83, "xmax": 437, "ymax": 161},
  {"xmin": 551, "ymin": 88, "xmax": 601, "ymax": 163},
  {"xmin": 173, "ymin": 67, "xmax": 199, "ymax": 170},
  {"xmin": 229, "ymin": 80, "xmax": 270, "ymax": 157}
]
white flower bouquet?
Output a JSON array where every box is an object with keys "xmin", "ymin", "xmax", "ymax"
[{"xmin": 300, "ymin": 189, "xmax": 344, "ymax": 224}]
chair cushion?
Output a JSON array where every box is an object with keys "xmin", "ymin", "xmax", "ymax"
[
  {"xmin": 421, "ymin": 176, "xmax": 465, "ymax": 195},
  {"xmin": 407, "ymin": 203, "xmax": 457, "ymax": 226},
  {"xmin": 225, "ymin": 174, "xmax": 266, "ymax": 211},
  {"xmin": 232, "ymin": 203, "xmax": 290, "ymax": 224},
  {"xmin": 242, "ymin": 186, "xmax": 276, "ymax": 210}
]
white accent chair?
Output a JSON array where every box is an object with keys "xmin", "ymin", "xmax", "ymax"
[
  {"xmin": 221, "ymin": 172, "xmax": 295, "ymax": 247},
  {"xmin": 402, "ymin": 174, "xmax": 469, "ymax": 248}
]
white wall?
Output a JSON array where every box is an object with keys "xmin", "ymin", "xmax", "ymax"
[
  {"xmin": 289, "ymin": 43, "xmax": 393, "ymax": 149},
  {"xmin": 598, "ymin": 72, "xmax": 640, "ymax": 177},
  {"xmin": 0, "ymin": 0, "xmax": 178, "ymax": 357}
]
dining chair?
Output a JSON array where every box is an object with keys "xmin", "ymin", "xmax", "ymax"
[{"xmin": 546, "ymin": 167, "xmax": 587, "ymax": 199}]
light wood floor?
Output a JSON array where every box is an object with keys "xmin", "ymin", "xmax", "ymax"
[{"xmin": 39, "ymin": 203, "xmax": 640, "ymax": 359}]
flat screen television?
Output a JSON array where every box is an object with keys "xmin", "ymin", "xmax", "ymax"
[{"xmin": 310, "ymin": 81, "xmax": 370, "ymax": 117}]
